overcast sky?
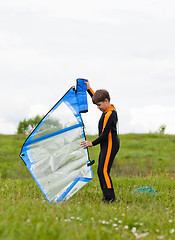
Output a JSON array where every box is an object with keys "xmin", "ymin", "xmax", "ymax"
[{"xmin": 0, "ymin": 0, "xmax": 175, "ymax": 135}]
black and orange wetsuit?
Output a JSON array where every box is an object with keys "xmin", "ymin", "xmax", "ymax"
[{"xmin": 87, "ymin": 87, "xmax": 120, "ymax": 202}]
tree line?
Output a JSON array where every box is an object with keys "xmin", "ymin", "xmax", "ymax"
[{"xmin": 17, "ymin": 115, "xmax": 43, "ymax": 134}]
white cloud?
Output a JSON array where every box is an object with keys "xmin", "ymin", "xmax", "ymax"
[
  {"xmin": 130, "ymin": 105, "xmax": 175, "ymax": 134},
  {"xmin": 28, "ymin": 104, "xmax": 49, "ymax": 118},
  {"xmin": 0, "ymin": 117, "xmax": 16, "ymax": 134},
  {"xmin": 1, "ymin": 0, "xmax": 174, "ymax": 21},
  {"xmin": 0, "ymin": 0, "xmax": 175, "ymax": 134}
]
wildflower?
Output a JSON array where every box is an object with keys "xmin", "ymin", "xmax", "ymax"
[
  {"xmin": 113, "ymin": 223, "xmax": 118, "ymax": 227},
  {"xmin": 170, "ymin": 229, "xmax": 175, "ymax": 234},
  {"xmin": 131, "ymin": 227, "xmax": 137, "ymax": 233},
  {"xmin": 55, "ymin": 217, "xmax": 58, "ymax": 221},
  {"xmin": 26, "ymin": 219, "xmax": 30, "ymax": 223},
  {"xmin": 135, "ymin": 232, "xmax": 149, "ymax": 239},
  {"xmin": 169, "ymin": 219, "xmax": 173, "ymax": 223},
  {"xmin": 118, "ymin": 220, "xmax": 122, "ymax": 224},
  {"xmin": 121, "ymin": 213, "xmax": 125, "ymax": 216},
  {"xmin": 157, "ymin": 236, "xmax": 165, "ymax": 239},
  {"xmin": 101, "ymin": 220, "xmax": 106, "ymax": 224},
  {"xmin": 70, "ymin": 216, "xmax": 75, "ymax": 220},
  {"xmin": 91, "ymin": 217, "xmax": 94, "ymax": 221},
  {"xmin": 114, "ymin": 218, "xmax": 117, "ymax": 221},
  {"xmin": 124, "ymin": 225, "xmax": 129, "ymax": 229},
  {"xmin": 64, "ymin": 219, "xmax": 71, "ymax": 222},
  {"xmin": 101, "ymin": 220, "xmax": 110, "ymax": 224}
]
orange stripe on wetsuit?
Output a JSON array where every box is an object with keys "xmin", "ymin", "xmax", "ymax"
[{"xmin": 102, "ymin": 110, "xmax": 113, "ymax": 189}]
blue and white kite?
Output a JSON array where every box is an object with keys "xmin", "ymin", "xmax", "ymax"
[{"xmin": 20, "ymin": 79, "xmax": 93, "ymax": 202}]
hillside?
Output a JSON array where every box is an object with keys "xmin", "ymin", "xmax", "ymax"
[
  {"xmin": 0, "ymin": 134, "xmax": 175, "ymax": 240},
  {"xmin": 0, "ymin": 133, "xmax": 174, "ymax": 179}
]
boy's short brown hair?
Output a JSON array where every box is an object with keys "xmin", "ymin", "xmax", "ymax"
[{"xmin": 92, "ymin": 89, "xmax": 110, "ymax": 104}]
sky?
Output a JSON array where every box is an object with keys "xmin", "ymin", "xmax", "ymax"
[{"xmin": 0, "ymin": 0, "xmax": 175, "ymax": 135}]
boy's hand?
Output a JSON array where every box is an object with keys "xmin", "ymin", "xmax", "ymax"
[
  {"xmin": 84, "ymin": 80, "xmax": 90, "ymax": 90},
  {"xmin": 81, "ymin": 140, "xmax": 93, "ymax": 148}
]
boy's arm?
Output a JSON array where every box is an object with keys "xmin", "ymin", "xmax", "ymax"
[
  {"xmin": 92, "ymin": 111, "xmax": 114, "ymax": 146},
  {"xmin": 87, "ymin": 88, "xmax": 95, "ymax": 97},
  {"xmin": 84, "ymin": 80, "xmax": 94, "ymax": 97},
  {"xmin": 81, "ymin": 112, "xmax": 114, "ymax": 149}
]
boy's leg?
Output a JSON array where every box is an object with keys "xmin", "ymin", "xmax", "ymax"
[
  {"xmin": 102, "ymin": 155, "xmax": 116, "ymax": 202},
  {"xmin": 97, "ymin": 151, "xmax": 108, "ymax": 193},
  {"xmin": 97, "ymin": 150, "xmax": 116, "ymax": 202},
  {"xmin": 97, "ymin": 135, "xmax": 119, "ymax": 202},
  {"xmin": 103, "ymin": 188, "xmax": 115, "ymax": 202}
]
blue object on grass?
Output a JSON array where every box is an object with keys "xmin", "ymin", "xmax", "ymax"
[{"xmin": 133, "ymin": 187, "xmax": 157, "ymax": 195}]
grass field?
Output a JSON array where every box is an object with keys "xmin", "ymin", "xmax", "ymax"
[{"xmin": 0, "ymin": 134, "xmax": 175, "ymax": 240}]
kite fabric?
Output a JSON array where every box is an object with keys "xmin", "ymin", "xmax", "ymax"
[{"xmin": 20, "ymin": 79, "xmax": 93, "ymax": 203}]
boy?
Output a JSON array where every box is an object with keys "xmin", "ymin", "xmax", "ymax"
[{"xmin": 81, "ymin": 80, "xmax": 120, "ymax": 203}]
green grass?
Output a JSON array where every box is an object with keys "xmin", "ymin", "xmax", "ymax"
[
  {"xmin": 0, "ymin": 134, "xmax": 30, "ymax": 179},
  {"xmin": 0, "ymin": 134, "xmax": 175, "ymax": 240}
]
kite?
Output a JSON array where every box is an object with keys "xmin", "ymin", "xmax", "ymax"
[{"xmin": 20, "ymin": 79, "xmax": 94, "ymax": 203}]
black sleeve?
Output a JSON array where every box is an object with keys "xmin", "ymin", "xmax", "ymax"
[
  {"xmin": 87, "ymin": 88, "xmax": 94, "ymax": 98},
  {"xmin": 92, "ymin": 111, "xmax": 114, "ymax": 146}
]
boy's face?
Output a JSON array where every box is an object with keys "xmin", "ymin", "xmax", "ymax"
[{"xmin": 96, "ymin": 99, "xmax": 110, "ymax": 112}]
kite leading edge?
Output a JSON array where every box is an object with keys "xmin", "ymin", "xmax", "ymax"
[{"xmin": 20, "ymin": 79, "xmax": 93, "ymax": 203}]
